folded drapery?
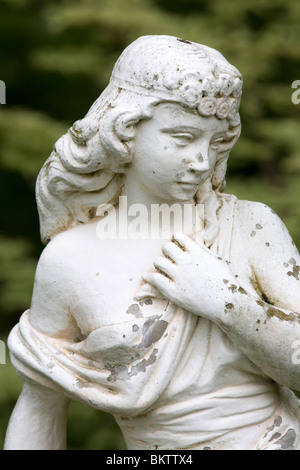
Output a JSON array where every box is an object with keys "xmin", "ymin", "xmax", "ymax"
[{"xmin": 7, "ymin": 193, "xmax": 300, "ymax": 449}]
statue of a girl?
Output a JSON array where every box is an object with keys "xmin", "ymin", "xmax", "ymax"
[{"xmin": 4, "ymin": 35, "xmax": 300, "ymax": 450}]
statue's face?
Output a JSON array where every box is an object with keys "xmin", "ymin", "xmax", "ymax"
[{"xmin": 130, "ymin": 102, "xmax": 229, "ymax": 203}]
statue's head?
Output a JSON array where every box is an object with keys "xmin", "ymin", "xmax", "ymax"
[
  {"xmin": 111, "ymin": 35, "xmax": 242, "ymax": 121},
  {"xmin": 37, "ymin": 36, "xmax": 243, "ymax": 243}
]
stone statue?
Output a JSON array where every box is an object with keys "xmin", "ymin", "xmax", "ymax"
[{"xmin": 4, "ymin": 35, "xmax": 300, "ymax": 450}]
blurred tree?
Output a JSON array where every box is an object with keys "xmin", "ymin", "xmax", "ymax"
[{"xmin": 0, "ymin": 0, "xmax": 299, "ymax": 450}]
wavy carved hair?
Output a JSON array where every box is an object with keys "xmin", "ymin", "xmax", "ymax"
[{"xmin": 36, "ymin": 38, "xmax": 242, "ymax": 245}]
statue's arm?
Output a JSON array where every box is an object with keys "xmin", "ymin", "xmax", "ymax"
[
  {"xmin": 5, "ymin": 239, "xmax": 80, "ymax": 450},
  {"xmin": 144, "ymin": 201, "xmax": 300, "ymax": 390},
  {"xmin": 4, "ymin": 381, "xmax": 69, "ymax": 450},
  {"xmin": 222, "ymin": 200, "xmax": 300, "ymax": 388}
]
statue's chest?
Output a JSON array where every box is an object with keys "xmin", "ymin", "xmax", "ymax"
[{"xmin": 72, "ymin": 239, "xmax": 166, "ymax": 334}]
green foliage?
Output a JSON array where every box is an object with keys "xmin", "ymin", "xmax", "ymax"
[
  {"xmin": 0, "ymin": 109, "xmax": 66, "ymax": 178},
  {"xmin": 0, "ymin": 0, "xmax": 300, "ymax": 450},
  {"xmin": 0, "ymin": 360, "xmax": 22, "ymax": 449},
  {"xmin": 0, "ymin": 236, "xmax": 36, "ymax": 314},
  {"xmin": 67, "ymin": 401, "xmax": 126, "ymax": 450}
]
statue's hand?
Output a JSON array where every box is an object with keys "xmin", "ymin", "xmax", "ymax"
[{"xmin": 144, "ymin": 232, "xmax": 237, "ymax": 322}]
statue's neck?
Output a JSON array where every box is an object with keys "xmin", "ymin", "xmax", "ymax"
[{"xmin": 121, "ymin": 173, "xmax": 194, "ymax": 211}]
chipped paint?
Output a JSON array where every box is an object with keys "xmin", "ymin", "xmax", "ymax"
[
  {"xmin": 267, "ymin": 428, "xmax": 297, "ymax": 450},
  {"xmin": 227, "ymin": 284, "xmax": 237, "ymax": 293},
  {"xmin": 139, "ymin": 298, "xmax": 153, "ymax": 306},
  {"xmin": 238, "ymin": 287, "xmax": 247, "ymax": 295},
  {"xmin": 104, "ymin": 315, "xmax": 169, "ymax": 382},
  {"xmin": 106, "ymin": 348, "xmax": 159, "ymax": 382},
  {"xmin": 140, "ymin": 317, "xmax": 168, "ymax": 348},
  {"xmin": 76, "ymin": 378, "xmax": 91, "ymax": 389},
  {"xmin": 225, "ymin": 303, "xmax": 234, "ymax": 310},
  {"xmin": 267, "ymin": 306, "xmax": 297, "ymax": 322},
  {"xmin": 126, "ymin": 303, "xmax": 143, "ymax": 318},
  {"xmin": 286, "ymin": 257, "xmax": 300, "ymax": 280},
  {"xmin": 175, "ymin": 172, "xmax": 186, "ymax": 181},
  {"xmin": 263, "ymin": 415, "xmax": 282, "ymax": 437}
]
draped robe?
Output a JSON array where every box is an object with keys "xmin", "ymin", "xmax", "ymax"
[{"xmin": 8, "ymin": 194, "xmax": 300, "ymax": 450}]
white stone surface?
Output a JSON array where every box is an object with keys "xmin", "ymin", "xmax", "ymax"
[{"xmin": 4, "ymin": 35, "xmax": 300, "ymax": 450}]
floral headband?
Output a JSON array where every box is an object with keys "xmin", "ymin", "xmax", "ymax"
[{"xmin": 111, "ymin": 70, "xmax": 242, "ymax": 121}]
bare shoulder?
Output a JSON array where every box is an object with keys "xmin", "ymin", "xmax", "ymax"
[
  {"xmin": 234, "ymin": 199, "xmax": 282, "ymax": 231},
  {"xmin": 34, "ymin": 224, "xmax": 91, "ymax": 292},
  {"xmin": 233, "ymin": 198, "xmax": 295, "ymax": 250},
  {"xmin": 233, "ymin": 197, "xmax": 300, "ymax": 309},
  {"xmin": 29, "ymin": 222, "xmax": 100, "ymax": 338}
]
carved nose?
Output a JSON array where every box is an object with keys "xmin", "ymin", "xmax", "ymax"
[{"xmin": 187, "ymin": 153, "xmax": 209, "ymax": 172}]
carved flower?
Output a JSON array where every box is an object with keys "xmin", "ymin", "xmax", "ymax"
[
  {"xmin": 216, "ymin": 97, "xmax": 231, "ymax": 119},
  {"xmin": 181, "ymin": 79, "xmax": 202, "ymax": 107},
  {"xmin": 201, "ymin": 76, "xmax": 217, "ymax": 96},
  {"xmin": 218, "ymin": 74, "xmax": 234, "ymax": 96},
  {"xmin": 198, "ymin": 97, "xmax": 217, "ymax": 116},
  {"xmin": 227, "ymin": 98, "xmax": 239, "ymax": 120},
  {"xmin": 232, "ymin": 77, "xmax": 242, "ymax": 98}
]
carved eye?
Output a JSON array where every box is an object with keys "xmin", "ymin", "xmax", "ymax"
[{"xmin": 171, "ymin": 133, "xmax": 194, "ymax": 145}]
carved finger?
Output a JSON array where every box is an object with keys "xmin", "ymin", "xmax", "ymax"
[
  {"xmin": 172, "ymin": 232, "xmax": 197, "ymax": 252},
  {"xmin": 153, "ymin": 256, "xmax": 175, "ymax": 279},
  {"xmin": 161, "ymin": 241, "xmax": 184, "ymax": 263},
  {"xmin": 143, "ymin": 272, "xmax": 174, "ymax": 294}
]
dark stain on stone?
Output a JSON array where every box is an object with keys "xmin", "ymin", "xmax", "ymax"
[
  {"xmin": 267, "ymin": 306, "xmax": 296, "ymax": 322},
  {"xmin": 263, "ymin": 415, "xmax": 282, "ymax": 438},
  {"xmin": 238, "ymin": 287, "xmax": 247, "ymax": 295},
  {"xmin": 227, "ymin": 284, "xmax": 237, "ymax": 293},
  {"xmin": 287, "ymin": 257, "xmax": 300, "ymax": 280},
  {"xmin": 76, "ymin": 378, "xmax": 91, "ymax": 389},
  {"xmin": 143, "ymin": 299, "xmax": 153, "ymax": 305},
  {"xmin": 273, "ymin": 429, "xmax": 297, "ymax": 450},
  {"xmin": 126, "ymin": 303, "xmax": 143, "ymax": 318},
  {"xmin": 250, "ymin": 269, "xmax": 273, "ymax": 305},
  {"xmin": 106, "ymin": 349, "xmax": 159, "ymax": 382},
  {"xmin": 225, "ymin": 303, "xmax": 234, "ymax": 310},
  {"xmin": 177, "ymin": 38, "xmax": 192, "ymax": 44},
  {"xmin": 140, "ymin": 317, "xmax": 169, "ymax": 348}
]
